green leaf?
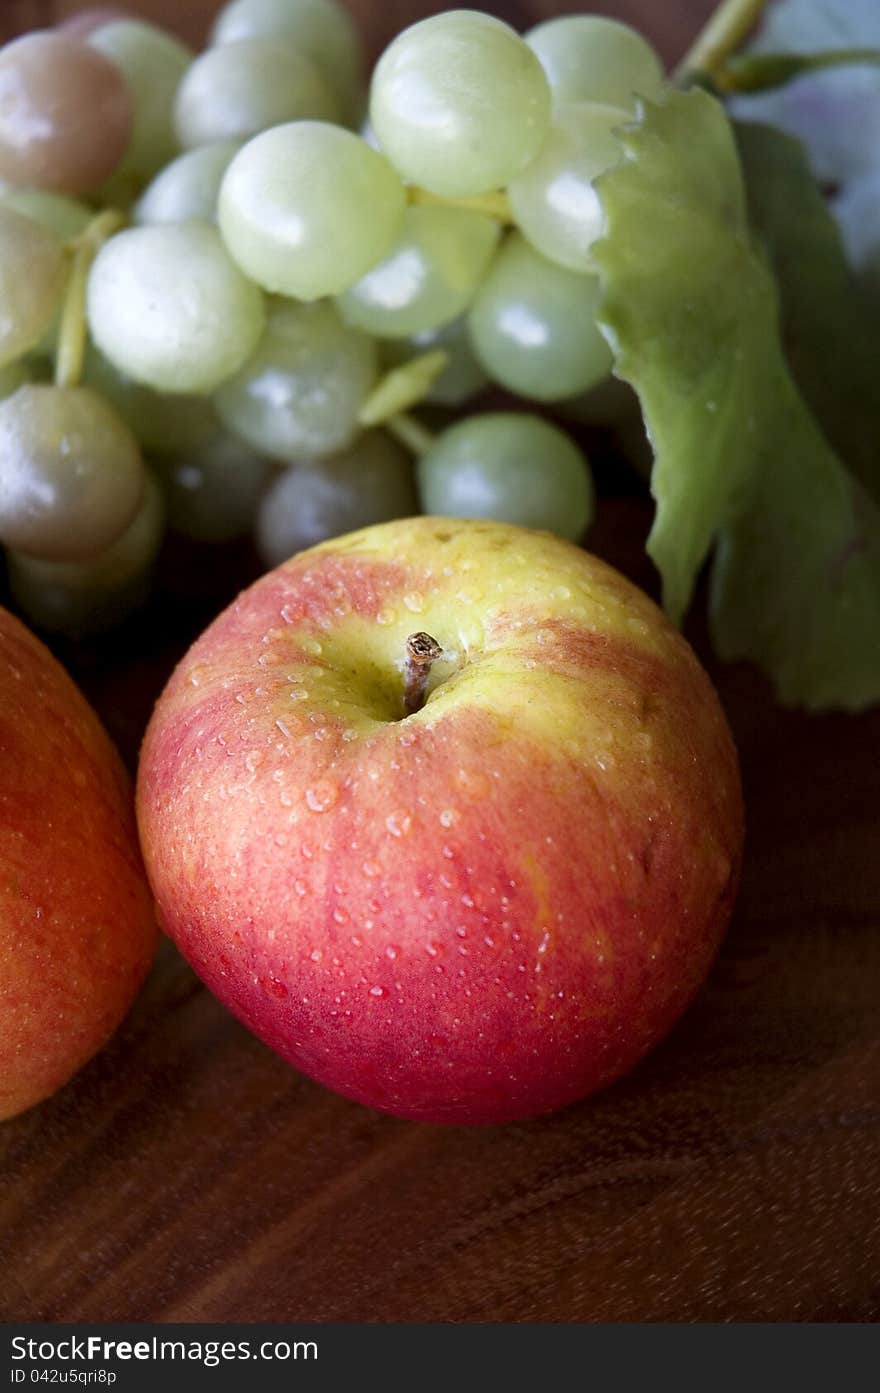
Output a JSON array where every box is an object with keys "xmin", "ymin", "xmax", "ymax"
[
  {"xmin": 594, "ymin": 87, "xmax": 880, "ymax": 710},
  {"xmin": 734, "ymin": 119, "xmax": 880, "ymax": 502},
  {"xmin": 593, "ymin": 88, "xmax": 779, "ymax": 626}
]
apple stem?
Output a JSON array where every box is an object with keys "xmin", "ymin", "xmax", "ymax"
[{"xmin": 404, "ymin": 632, "xmax": 444, "ymax": 716}]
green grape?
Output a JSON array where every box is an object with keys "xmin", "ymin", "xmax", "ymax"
[
  {"xmin": 219, "ymin": 122, "xmax": 405, "ymax": 299},
  {"xmin": 380, "ymin": 319, "xmax": 488, "ymax": 407},
  {"xmin": 175, "ymin": 38, "xmax": 340, "ymax": 150},
  {"xmin": 211, "ymin": 0, "xmax": 364, "ymax": 122},
  {"xmin": 83, "ymin": 347, "xmax": 218, "ymax": 457},
  {"xmin": 508, "ymin": 102, "xmax": 627, "ymax": 273},
  {"xmin": 336, "ymin": 206, "xmax": 500, "ymax": 339},
  {"xmin": 215, "ymin": 298, "xmax": 377, "ymax": 462},
  {"xmin": 134, "ymin": 141, "xmax": 242, "ymax": 225},
  {"xmin": 87, "ymin": 222, "xmax": 266, "ymax": 394},
  {"xmin": 369, "ymin": 11, "xmax": 551, "ymax": 197},
  {"xmin": 417, "ymin": 412, "xmax": 594, "ymax": 542},
  {"xmin": 155, "ymin": 433, "xmax": 273, "ymax": 543},
  {"xmin": 468, "ymin": 232, "xmax": 612, "ymax": 402},
  {"xmin": 7, "ymin": 470, "xmax": 164, "ymax": 638},
  {"xmin": 88, "ymin": 20, "xmax": 193, "ymax": 185},
  {"xmin": 0, "ymin": 207, "xmax": 66, "ymax": 369},
  {"xmin": 0, "ymin": 188, "xmax": 92, "ymax": 242},
  {"xmin": 0, "ymin": 32, "xmax": 133, "ymax": 195},
  {"xmin": 0, "ymin": 384, "xmax": 144, "ymax": 562},
  {"xmin": 525, "ymin": 16, "xmax": 665, "ymax": 110},
  {"xmin": 255, "ymin": 432, "xmax": 417, "ymax": 567}
]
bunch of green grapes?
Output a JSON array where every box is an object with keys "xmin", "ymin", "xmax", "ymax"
[{"xmin": 0, "ymin": 1, "xmax": 667, "ymax": 638}]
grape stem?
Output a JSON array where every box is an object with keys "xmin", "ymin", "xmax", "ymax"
[
  {"xmin": 385, "ymin": 413, "xmax": 436, "ymax": 458},
  {"xmin": 407, "ymin": 186, "xmax": 514, "ymax": 224},
  {"xmin": 359, "ymin": 350, "xmax": 448, "ymax": 428},
  {"xmin": 716, "ymin": 48, "xmax": 880, "ymax": 93},
  {"xmin": 675, "ymin": 0, "xmax": 768, "ymax": 84},
  {"xmin": 403, "ymin": 632, "xmax": 444, "ymax": 716},
  {"xmin": 55, "ymin": 209, "xmax": 125, "ymax": 390}
]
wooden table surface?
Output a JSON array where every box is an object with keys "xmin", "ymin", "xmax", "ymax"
[{"xmin": 2, "ymin": 0, "xmax": 879, "ymax": 1325}]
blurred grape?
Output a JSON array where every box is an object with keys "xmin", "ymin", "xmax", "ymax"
[
  {"xmin": 525, "ymin": 16, "xmax": 664, "ymax": 109},
  {"xmin": 7, "ymin": 470, "xmax": 164, "ymax": 638},
  {"xmin": 175, "ymin": 38, "xmax": 340, "ymax": 149},
  {"xmin": 87, "ymin": 222, "xmax": 266, "ymax": 394},
  {"xmin": 0, "ymin": 384, "xmax": 144, "ymax": 562},
  {"xmin": 211, "ymin": 0, "xmax": 364, "ymax": 122},
  {"xmin": 337, "ymin": 206, "xmax": 500, "ymax": 339},
  {"xmin": 468, "ymin": 232, "xmax": 612, "ymax": 402},
  {"xmin": 155, "ymin": 433, "xmax": 273, "ymax": 543},
  {"xmin": 219, "ymin": 122, "xmax": 405, "ymax": 299},
  {"xmin": 88, "ymin": 19, "xmax": 193, "ymax": 186},
  {"xmin": 255, "ymin": 432, "xmax": 417, "ymax": 567},
  {"xmin": 0, "ymin": 32, "xmax": 133, "ymax": 195},
  {"xmin": 417, "ymin": 412, "xmax": 594, "ymax": 541},
  {"xmin": 370, "ymin": 11, "xmax": 551, "ymax": 197},
  {"xmin": 134, "ymin": 141, "xmax": 242, "ymax": 225},
  {"xmin": 0, "ymin": 206, "xmax": 66, "ymax": 369},
  {"xmin": 215, "ymin": 298, "xmax": 377, "ymax": 461}
]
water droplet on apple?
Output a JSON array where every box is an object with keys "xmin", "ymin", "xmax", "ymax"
[
  {"xmin": 187, "ymin": 663, "xmax": 208, "ymax": 687},
  {"xmin": 294, "ymin": 880, "xmax": 307, "ymax": 896},
  {"xmin": 332, "ymin": 907, "xmax": 349, "ymax": 925},
  {"xmin": 363, "ymin": 860, "xmax": 380, "ymax": 878},
  {"xmin": 261, "ymin": 976, "xmax": 288, "ymax": 999},
  {"xmin": 455, "ymin": 926, "xmax": 467, "ymax": 938},
  {"xmin": 439, "ymin": 809, "xmax": 458, "ymax": 828},
  {"xmin": 377, "ymin": 606, "xmax": 397, "ymax": 626},
  {"xmin": 369, "ymin": 985, "xmax": 386, "ymax": 998},
  {"xmin": 426, "ymin": 940, "xmax": 444, "ymax": 958},
  {"xmin": 310, "ymin": 949, "xmax": 322, "ymax": 963},
  {"xmin": 385, "ymin": 810, "xmax": 411, "ymax": 838},
  {"xmin": 403, "ymin": 591, "xmax": 425, "ymax": 614},
  {"xmin": 302, "ymin": 637, "xmax": 323, "ymax": 657},
  {"xmin": 350, "ymin": 934, "xmax": 363, "ymax": 948},
  {"xmin": 306, "ymin": 781, "xmax": 338, "ymax": 813},
  {"xmin": 385, "ymin": 944, "xmax": 401, "ymax": 961}
]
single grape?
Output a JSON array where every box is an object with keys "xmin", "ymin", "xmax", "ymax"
[
  {"xmin": 0, "ymin": 32, "xmax": 133, "ymax": 195},
  {"xmin": 215, "ymin": 298, "xmax": 377, "ymax": 462},
  {"xmin": 0, "ymin": 188, "xmax": 93, "ymax": 242},
  {"xmin": 155, "ymin": 433, "xmax": 273, "ymax": 543},
  {"xmin": 219, "ymin": 122, "xmax": 405, "ymax": 299},
  {"xmin": 175, "ymin": 38, "xmax": 340, "ymax": 150},
  {"xmin": 0, "ymin": 384, "xmax": 144, "ymax": 562},
  {"xmin": 336, "ymin": 206, "xmax": 500, "ymax": 340},
  {"xmin": 57, "ymin": 8, "xmax": 130, "ymax": 41},
  {"xmin": 468, "ymin": 232, "xmax": 612, "ymax": 402},
  {"xmin": 83, "ymin": 347, "xmax": 218, "ymax": 457},
  {"xmin": 0, "ymin": 206, "xmax": 66, "ymax": 370},
  {"xmin": 369, "ymin": 11, "xmax": 551, "ymax": 198},
  {"xmin": 525, "ymin": 16, "xmax": 664, "ymax": 110},
  {"xmin": 417, "ymin": 412, "xmax": 594, "ymax": 542},
  {"xmin": 255, "ymin": 432, "xmax": 417, "ymax": 567},
  {"xmin": 508, "ymin": 102, "xmax": 626, "ymax": 273},
  {"xmin": 211, "ymin": 0, "xmax": 364, "ymax": 122},
  {"xmin": 7, "ymin": 470, "xmax": 164, "ymax": 638},
  {"xmin": 88, "ymin": 20, "xmax": 193, "ymax": 185},
  {"xmin": 87, "ymin": 222, "xmax": 266, "ymax": 394},
  {"xmin": 380, "ymin": 319, "xmax": 489, "ymax": 407},
  {"xmin": 134, "ymin": 141, "xmax": 242, "ymax": 225}
]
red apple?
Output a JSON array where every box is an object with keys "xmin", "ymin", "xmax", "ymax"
[
  {"xmin": 0, "ymin": 607, "xmax": 156, "ymax": 1121},
  {"xmin": 137, "ymin": 518, "xmax": 743, "ymax": 1124}
]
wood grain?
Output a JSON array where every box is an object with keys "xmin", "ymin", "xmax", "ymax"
[{"xmin": 1, "ymin": 0, "xmax": 879, "ymax": 1325}]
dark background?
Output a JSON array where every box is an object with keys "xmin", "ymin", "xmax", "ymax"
[{"xmin": 1, "ymin": 0, "xmax": 879, "ymax": 1323}]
